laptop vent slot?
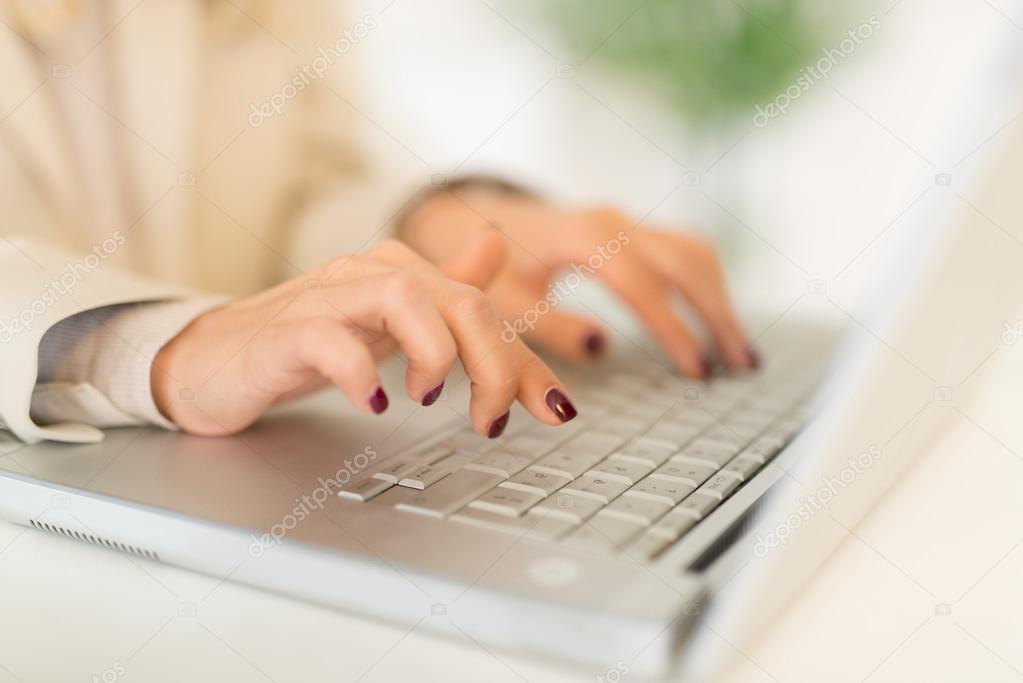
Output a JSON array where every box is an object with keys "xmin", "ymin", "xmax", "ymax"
[{"xmin": 28, "ymin": 519, "xmax": 159, "ymax": 561}]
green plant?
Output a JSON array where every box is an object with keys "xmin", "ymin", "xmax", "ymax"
[{"xmin": 537, "ymin": 0, "xmax": 820, "ymax": 126}]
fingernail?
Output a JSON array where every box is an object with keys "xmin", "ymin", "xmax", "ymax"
[
  {"xmin": 583, "ymin": 333, "xmax": 605, "ymax": 357},
  {"xmin": 368, "ymin": 386, "xmax": 389, "ymax": 414},
  {"xmin": 700, "ymin": 358, "xmax": 714, "ymax": 379},
  {"xmin": 421, "ymin": 382, "xmax": 444, "ymax": 407},
  {"xmin": 544, "ymin": 388, "xmax": 578, "ymax": 423},
  {"xmin": 487, "ymin": 411, "xmax": 510, "ymax": 438},
  {"xmin": 747, "ymin": 349, "xmax": 761, "ymax": 370}
]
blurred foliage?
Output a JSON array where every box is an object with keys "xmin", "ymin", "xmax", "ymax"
[{"xmin": 535, "ymin": 0, "xmax": 822, "ymax": 127}]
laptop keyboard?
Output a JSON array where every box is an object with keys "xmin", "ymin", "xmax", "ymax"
[{"xmin": 339, "ymin": 358, "xmax": 820, "ymax": 560}]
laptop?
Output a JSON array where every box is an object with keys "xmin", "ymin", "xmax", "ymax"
[{"xmin": 2, "ymin": 50, "xmax": 1021, "ymax": 683}]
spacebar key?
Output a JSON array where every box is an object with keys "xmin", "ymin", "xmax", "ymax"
[{"xmin": 390, "ymin": 470, "xmax": 504, "ymax": 518}]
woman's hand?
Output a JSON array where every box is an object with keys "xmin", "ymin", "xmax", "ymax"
[
  {"xmin": 403, "ymin": 189, "xmax": 757, "ymax": 378},
  {"xmin": 151, "ymin": 238, "xmax": 577, "ymax": 437}
]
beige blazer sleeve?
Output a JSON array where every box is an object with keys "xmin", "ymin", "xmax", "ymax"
[{"xmin": 0, "ymin": 238, "xmax": 211, "ymax": 444}]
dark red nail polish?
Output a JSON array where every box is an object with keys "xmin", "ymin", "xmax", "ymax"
[
  {"xmin": 488, "ymin": 411, "xmax": 510, "ymax": 438},
  {"xmin": 583, "ymin": 333, "xmax": 605, "ymax": 357},
  {"xmin": 544, "ymin": 388, "xmax": 578, "ymax": 422},
  {"xmin": 700, "ymin": 358, "xmax": 714, "ymax": 379},
  {"xmin": 748, "ymin": 349, "xmax": 761, "ymax": 370},
  {"xmin": 368, "ymin": 386, "xmax": 389, "ymax": 414},
  {"xmin": 421, "ymin": 382, "xmax": 444, "ymax": 406}
]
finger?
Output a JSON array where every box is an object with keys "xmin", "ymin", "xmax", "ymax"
[
  {"xmin": 439, "ymin": 230, "xmax": 507, "ymax": 289},
  {"xmin": 362, "ymin": 240, "xmax": 523, "ymax": 431},
  {"xmin": 510, "ymin": 339, "xmax": 579, "ymax": 425},
  {"xmin": 281, "ymin": 318, "xmax": 387, "ymax": 414},
  {"xmin": 493, "ymin": 281, "xmax": 607, "ymax": 362},
  {"xmin": 323, "ymin": 272, "xmax": 457, "ymax": 405},
  {"xmin": 434, "ymin": 282, "xmax": 520, "ymax": 437},
  {"xmin": 664, "ymin": 239, "xmax": 755, "ymax": 370},
  {"xmin": 599, "ymin": 254, "xmax": 707, "ymax": 377}
]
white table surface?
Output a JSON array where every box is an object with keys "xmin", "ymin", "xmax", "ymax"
[{"xmin": 1, "ymin": 342, "xmax": 1021, "ymax": 683}]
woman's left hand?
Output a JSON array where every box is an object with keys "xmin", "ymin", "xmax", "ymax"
[{"xmin": 402, "ymin": 188, "xmax": 757, "ymax": 378}]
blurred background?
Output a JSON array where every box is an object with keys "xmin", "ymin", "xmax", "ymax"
[{"xmin": 349, "ymin": 0, "xmax": 1023, "ymax": 333}]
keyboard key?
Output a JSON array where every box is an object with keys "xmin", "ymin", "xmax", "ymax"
[
  {"xmin": 464, "ymin": 452, "xmax": 531, "ymax": 477},
  {"xmin": 727, "ymin": 408, "xmax": 777, "ymax": 429},
  {"xmin": 501, "ymin": 434, "xmax": 559, "ymax": 460},
  {"xmin": 530, "ymin": 493, "xmax": 604, "ymax": 523},
  {"xmin": 468, "ymin": 487, "xmax": 543, "ymax": 518},
  {"xmin": 387, "ymin": 470, "xmax": 503, "ymax": 518},
  {"xmin": 603, "ymin": 496, "xmax": 671, "ymax": 525},
  {"xmin": 616, "ymin": 438, "xmax": 675, "ymax": 466},
  {"xmin": 628, "ymin": 532, "xmax": 674, "ymax": 560},
  {"xmin": 624, "ymin": 478, "xmax": 694, "ymax": 506},
  {"xmin": 698, "ymin": 427, "xmax": 749, "ymax": 449},
  {"xmin": 739, "ymin": 436, "xmax": 786, "ymax": 464},
  {"xmin": 651, "ymin": 460, "xmax": 717, "ymax": 487},
  {"xmin": 531, "ymin": 450, "xmax": 600, "ymax": 478},
  {"xmin": 338, "ymin": 477, "xmax": 393, "ymax": 502},
  {"xmin": 500, "ymin": 469, "xmax": 570, "ymax": 498},
  {"xmin": 644, "ymin": 423, "xmax": 703, "ymax": 448},
  {"xmin": 588, "ymin": 458, "xmax": 654, "ymax": 485},
  {"xmin": 559, "ymin": 433, "xmax": 623, "ymax": 459},
  {"xmin": 372, "ymin": 460, "xmax": 419, "ymax": 484},
  {"xmin": 591, "ymin": 415, "xmax": 649, "ymax": 439},
  {"xmin": 697, "ymin": 473, "xmax": 741, "ymax": 500},
  {"xmin": 676, "ymin": 441, "xmax": 736, "ymax": 468},
  {"xmin": 587, "ymin": 513, "xmax": 646, "ymax": 546},
  {"xmin": 721, "ymin": 455, "xmax": 762, "ymax": 481},
  {"xmin": 443, "ymin": 430, "xmax": 498, "ymax": 456},
  {"xmin": 397, "ymin": 456, "xmax": 468, "ymax": 489},
  {"xmin": 649, "ymin": 511, "xmax": 697, "ymax": 540},
  {"xmin": 562, "ymin": 474, "xmax": 630, "ymax": 504},
  {"xmin": 562, "ymin": 515, "xmax": 643, "ymax": 552},
  {"xmin": 451, "ymin": 507, "xmax": 576, "ymax": 540},
  {"xmin": 675, "ymin": 492, "xmax": 720, "ymax": 519}
]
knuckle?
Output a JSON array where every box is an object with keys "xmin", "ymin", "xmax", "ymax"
[
  {"xmin": 383, "ymin": 271, "xmax": 425, "ymax": 306},
  {"xmin": 450, "ymin": 284, "xmax": 495, "ymax": 320}
]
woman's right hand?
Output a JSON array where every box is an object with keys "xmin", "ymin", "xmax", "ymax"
[{"xmin": 151, "ymin": 237, "xmax": 577, "ymax": 438}]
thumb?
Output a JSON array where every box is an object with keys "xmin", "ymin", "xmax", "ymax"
[{"xmin": 440, "ymin": 230, "xmax": 507, "ymax": 289}]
